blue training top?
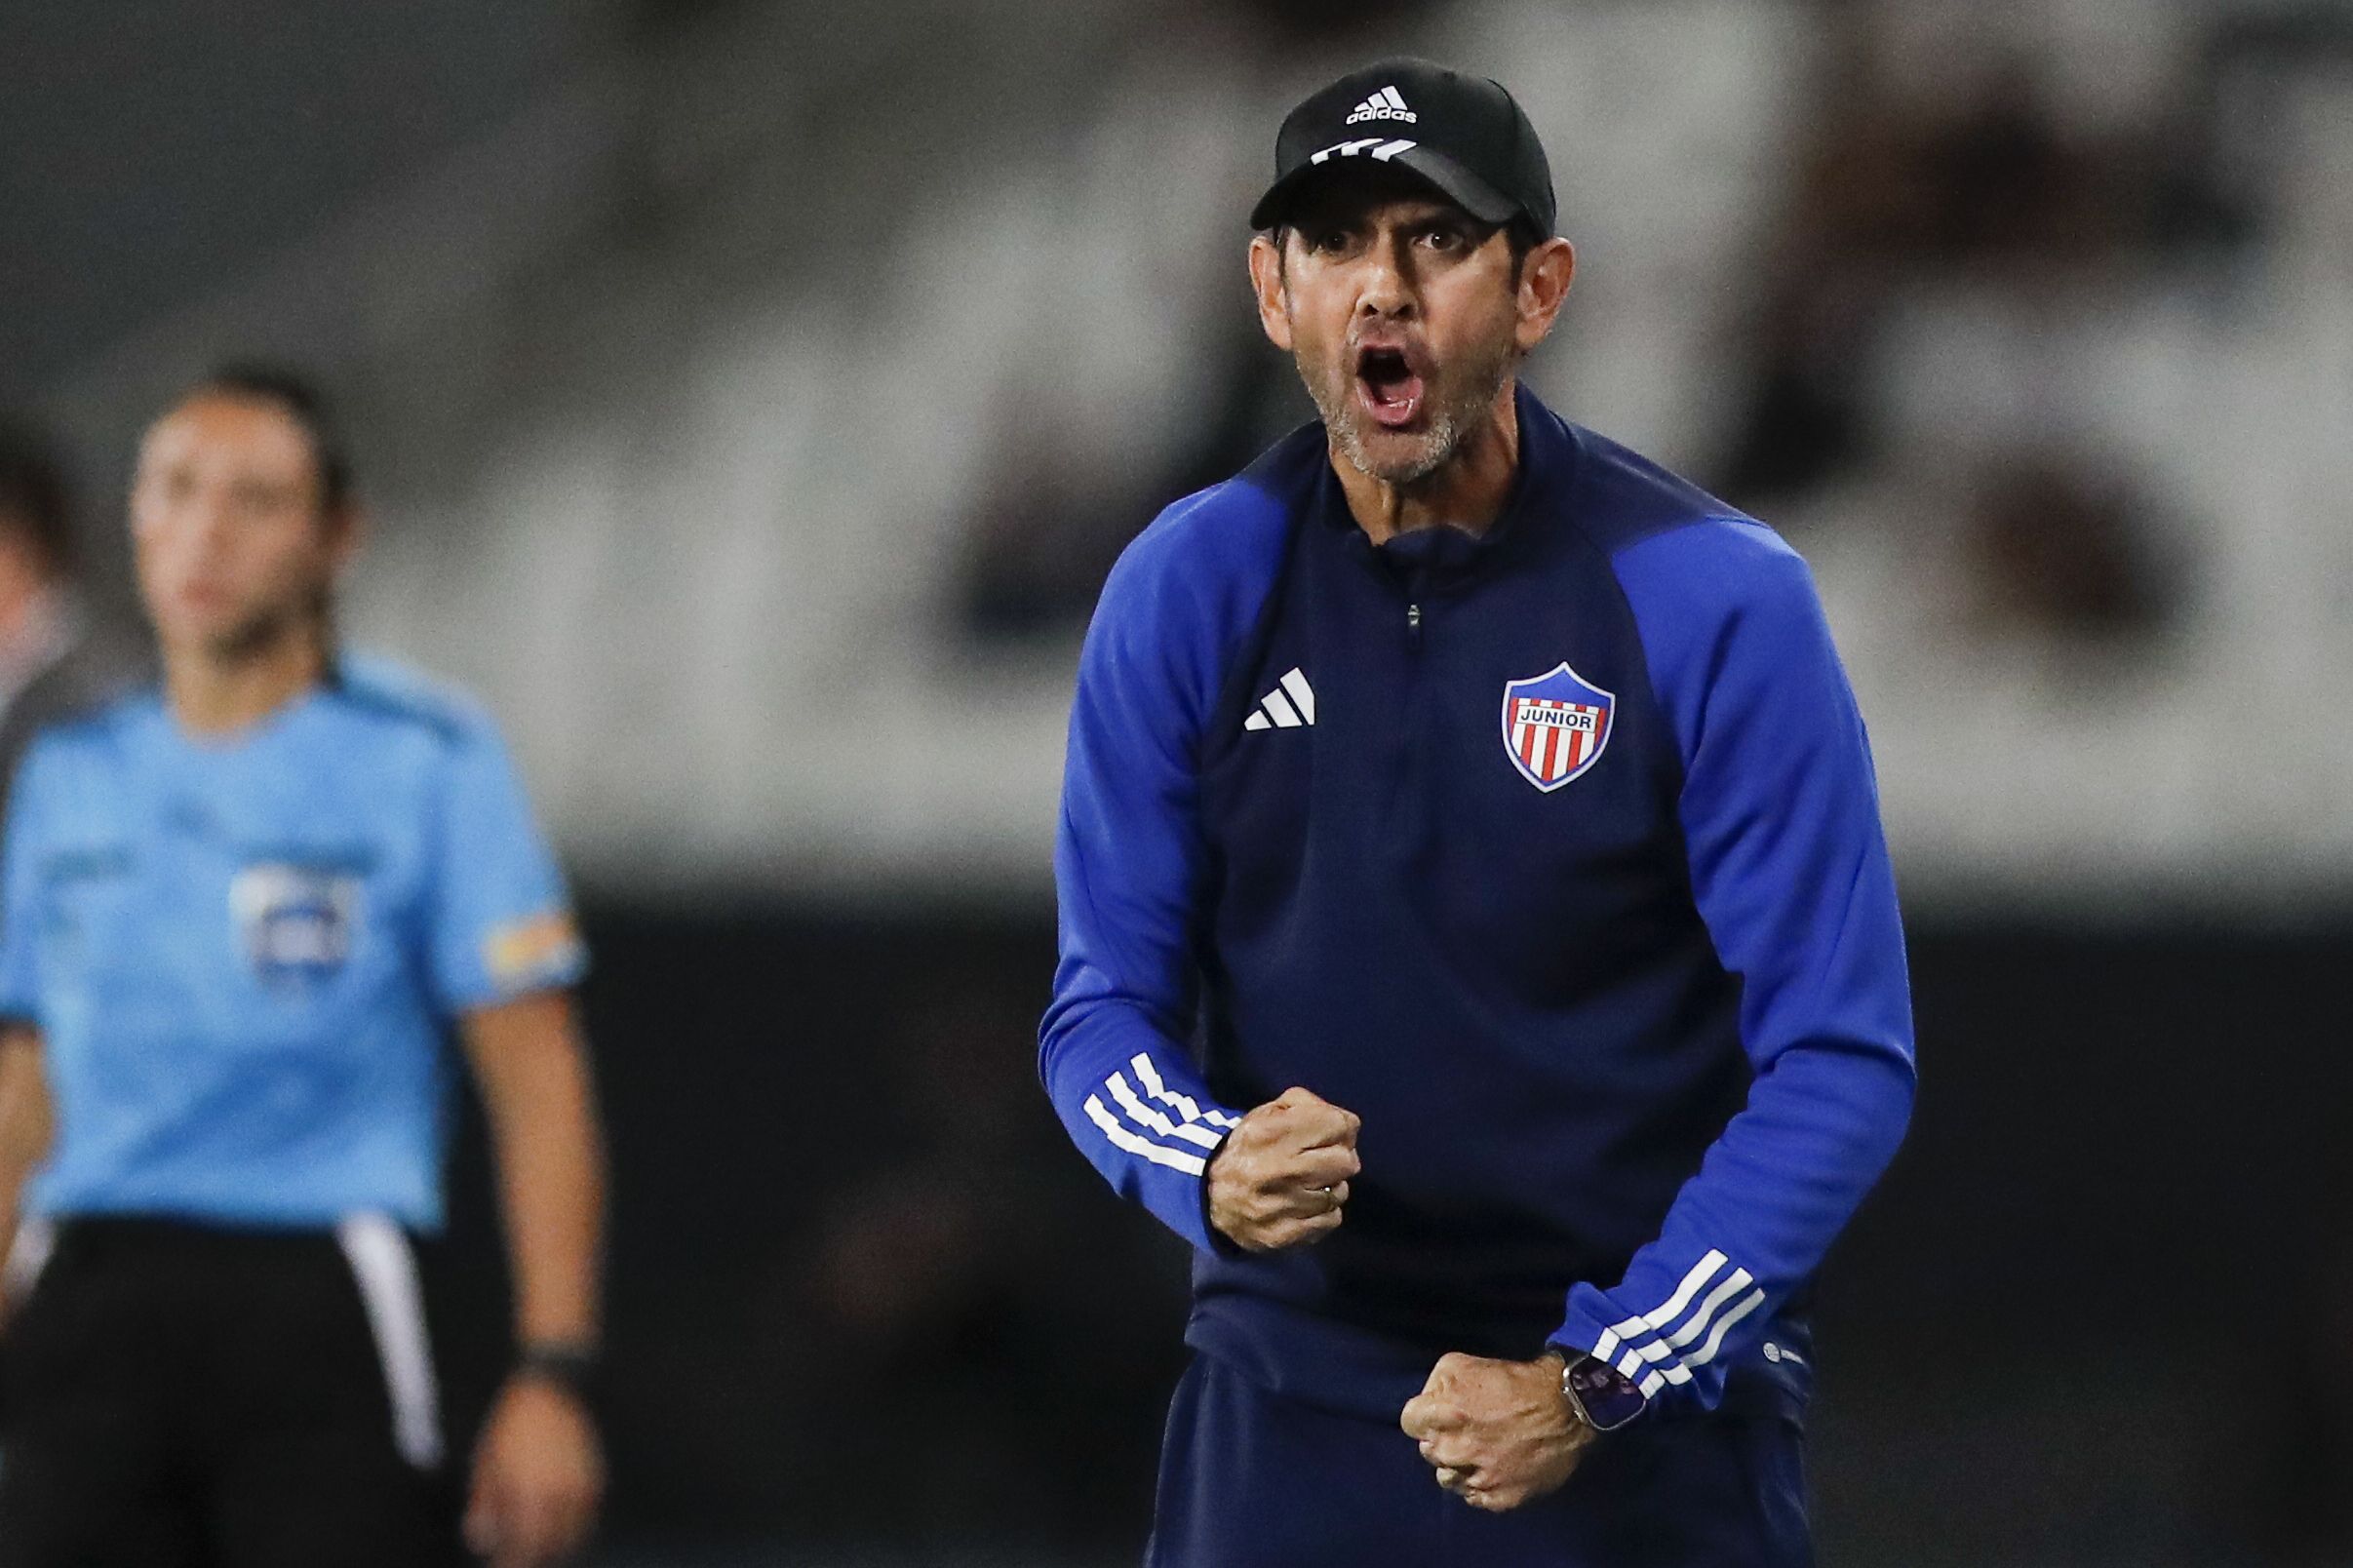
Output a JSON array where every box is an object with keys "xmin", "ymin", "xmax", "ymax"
[
  {"xmin": 0, "ymin": 653, "xmax": 585, "ymax": 1232},
  {"xmin": 1041, "ymin": 384, "xmax": 1915, "ymax": 1423}
]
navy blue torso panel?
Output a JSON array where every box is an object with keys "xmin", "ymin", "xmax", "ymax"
[{"xmin": 1193, "ymin": 421, "xmax": 1746, "ymax": 1353}]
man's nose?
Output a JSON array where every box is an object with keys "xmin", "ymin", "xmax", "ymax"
[{"xmin": 1355, "ymin": 237, "xmax": 1418, "ymax": 321}]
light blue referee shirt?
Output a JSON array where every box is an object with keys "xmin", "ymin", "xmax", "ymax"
[{"xmin": 0, "ymin": 653, "xmax": 586, "ymax": 1232}]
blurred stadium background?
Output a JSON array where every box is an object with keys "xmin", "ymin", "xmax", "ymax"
[{"xmin": 7, "ymin": 0, "xmax": 2353, "ymax": 1562}]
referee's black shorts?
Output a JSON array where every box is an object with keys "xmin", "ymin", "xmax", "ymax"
[{"xmin": 0, "ymin": 1216, "xmax": 468, "ymax": 1568}]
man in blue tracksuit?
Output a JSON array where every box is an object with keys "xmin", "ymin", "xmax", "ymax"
[{"xmin": 1039, "ymin": 59, "xmax": 1914, "ymax": 1566}]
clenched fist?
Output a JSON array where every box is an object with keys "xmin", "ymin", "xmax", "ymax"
[
  {"xmin": 1205, "ymin": 1085, "xmax": 1360, "ymax": 1252},
  {"xmin": 1400, "ymin": 1351, "xmax": 1594, "ymax": 1511}
]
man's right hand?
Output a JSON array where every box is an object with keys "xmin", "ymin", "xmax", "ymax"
[{"xmin": 1206, "ymin": 1086, "xmax": 1361, "ymax": 1252}]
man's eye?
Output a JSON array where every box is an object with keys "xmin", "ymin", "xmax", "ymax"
[
  {"xmin": 1421, "ymin": 227, "xmax": 1465, "ymax": 251},
  {"xmin": 1311, "ymin": 230, "xmax": 1349, "ymax": 253}
]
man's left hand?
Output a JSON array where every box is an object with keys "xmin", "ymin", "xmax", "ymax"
[
  {"xmin": 1399, "ymin": 1351, "xmax": 1594, "ymax": 1512},
  {"xmin": 465, "ymin": 1376, "xmax": 605, "ymax": 1567}
]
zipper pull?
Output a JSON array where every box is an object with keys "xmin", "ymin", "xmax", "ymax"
[{"xmin": 1406, "ymin": 602, "xmax": 1423, "ymax": 647}]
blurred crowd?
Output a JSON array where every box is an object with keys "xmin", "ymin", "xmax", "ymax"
[
  {"xmin": 23, "ymin": 0, "xmax": 2343, "ymax": 903},
  {"xmin": 960, "ymin": 0, "xmax": 2353, "ymax": 655},
  {"xmin": 949, "ymin": 0, "xmax": 2353, "ymax": 905}
]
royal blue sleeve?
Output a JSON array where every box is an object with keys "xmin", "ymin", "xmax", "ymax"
[
  {"xmin": 0, "ymin": 742, "xmax": 55, "ymax": 1025},
  {"xmin": 1040, "ymin": 496, "xmax": 1275, "ymax": 1253},
  {"xmin": 1550, "ymin": 519, "xmax": 1915, "ymax": 1412},
  {"xmin": 425, "ymin": 713, "xmax": 587, "ymax": 1014}
]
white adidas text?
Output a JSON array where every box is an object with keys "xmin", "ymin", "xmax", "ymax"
[{"xmin": 1346, "ymin": 86, "xmax": 1418, "ymax": 125}]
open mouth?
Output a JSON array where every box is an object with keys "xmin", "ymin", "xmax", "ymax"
[{"xmin": 1353, "ymin": 344, "xmax": 1426, "ymax": 430}]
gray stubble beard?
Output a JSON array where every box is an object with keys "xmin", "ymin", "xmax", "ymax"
[{"xmin": 1298, "ymin": 333, "xmax": 1519, "ymax": 490}]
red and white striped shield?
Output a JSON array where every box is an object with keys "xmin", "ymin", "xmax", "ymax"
[{"xmin": 1501, "ymin": 662, "xmax": 1615, "ymax": 793}]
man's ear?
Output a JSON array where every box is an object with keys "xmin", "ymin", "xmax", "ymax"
[
  {"xmin": 1249, "ymin": 233, "xmax": 1295, "ymax": 353},
  {"xmin": 1513, "ymin": 238, "xmax": 1576, "ymax": 355}
]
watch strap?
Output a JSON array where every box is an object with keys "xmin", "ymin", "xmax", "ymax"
[{"xmin": 515, "ymin": 1340, "xmax": 601, "ymax": 1402}]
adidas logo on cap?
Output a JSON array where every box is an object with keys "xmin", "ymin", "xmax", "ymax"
[{"xmin": 1345, "ymin": 86, "xmax": 1418, "ymax": 126}]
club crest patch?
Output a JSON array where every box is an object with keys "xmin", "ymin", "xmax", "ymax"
[
  {"xmin": 1501, "ymin": 662, "xmax": 1615, "ymax": 792},
  {"xmin": 230, "ymin": 863, "xmax": 360, "ymax": 989}
]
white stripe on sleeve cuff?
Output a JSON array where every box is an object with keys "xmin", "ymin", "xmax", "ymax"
[
  {"xmin": 1588, "ymin": 1247, "xmax": 1770, "ymax": 1393},
  {"xmin": 1083, "ymin": 1052, "xmax": 1237, "ymax": 1178}
]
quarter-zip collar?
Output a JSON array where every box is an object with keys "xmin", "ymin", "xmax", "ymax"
[{"xmin": 1313, "ymin": 381, "xmax": 1574, "ymax": 595}]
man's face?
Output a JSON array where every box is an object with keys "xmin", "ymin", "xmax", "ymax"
[
  {"xmin": 131, "ymin": 394, "xmax": 353, "ymax": 659},
  {"xmin": 1254, "ymin": 183, "xmax": 1532, "ymax": 487}
]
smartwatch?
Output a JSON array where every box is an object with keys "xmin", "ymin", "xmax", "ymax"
[{"xmin": 1559, "ymin": 1352, "xmax": 1646, "ymax": 1432}]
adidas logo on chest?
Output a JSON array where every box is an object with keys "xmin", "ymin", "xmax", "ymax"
[
  {"xmin": 1346, "ymin": 86, "xmax": 1418, "ymax": 125},
  {"xmin": 1243, "ymin": 668, "xmax": 1315, "ymax": 731}
]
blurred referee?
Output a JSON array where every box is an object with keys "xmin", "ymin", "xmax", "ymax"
[{"xmin": 0, "ymin": 369, "xmax": 605, "ymax": 1568}]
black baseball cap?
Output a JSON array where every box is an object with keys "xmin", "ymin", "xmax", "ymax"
[{"xmin": 1248, "ymin": 59, "xmax": 1556, "ymax": 238}]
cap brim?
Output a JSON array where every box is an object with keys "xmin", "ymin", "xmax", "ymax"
[{"xmin": 1248, "ymin": 144, "xmax": 1520, "ymax": 231}]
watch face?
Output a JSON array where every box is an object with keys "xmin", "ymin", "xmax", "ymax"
[{"xmin": 1567, "ymin": 1356, "xmax": 1647, "ymax": 1431}]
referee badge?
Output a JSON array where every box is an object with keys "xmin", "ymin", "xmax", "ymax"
[
  {"xmin": 1501, "ymin": 662, "xmax": 1614, "ymax": 792},
  {"xmin": 230, "ymin": 863, "xmax": 361, "ymax": 989}
]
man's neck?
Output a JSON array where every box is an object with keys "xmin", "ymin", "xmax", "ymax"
[
  {"xmin": 165, "ymin": 629, "xmax": 330, "ymax": 737},
  {"xmin": 1332, "ymin": 382, "xmax": 1521, "ymax": 546}
]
